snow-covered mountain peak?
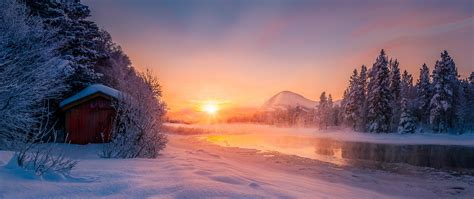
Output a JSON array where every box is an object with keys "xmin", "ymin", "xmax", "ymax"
[{"xmin": 261, "ymin": 91, "xmax": 317, "ymax": 111}]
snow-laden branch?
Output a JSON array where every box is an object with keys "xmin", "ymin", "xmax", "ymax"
[
  {"xmin": 101, "ymin": 69, "xmax": 167, "ymax": 159},
  {"xmin": 0, "ymin": 0, "xmax": 69, "ymax": 144}
]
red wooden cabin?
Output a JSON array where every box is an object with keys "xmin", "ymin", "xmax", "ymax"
[{"xmin": 59, "ymin": 84, "xmax": 121, "ymax": 144}]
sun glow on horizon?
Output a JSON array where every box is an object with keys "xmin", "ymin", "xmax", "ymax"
[{"xmin": 202, "ymin": 101, "xmax": 219, "ymax": 115}]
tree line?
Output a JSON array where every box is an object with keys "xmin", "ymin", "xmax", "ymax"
[
  {"xmin": 228, "ymin": 49, "xmax": 473, "ymax": 135},
  {"xmin": 337, "ymin": 49, "xmax": 473, "ymax": 134}
]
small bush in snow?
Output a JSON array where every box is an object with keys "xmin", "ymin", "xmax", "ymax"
[
  {"xmin": 15, "ymin": 121, "xmax": 77, "ymax": 176},
  {"xmin": 16, "ymin": 139, "xmax": 78, "ymax": 176}
]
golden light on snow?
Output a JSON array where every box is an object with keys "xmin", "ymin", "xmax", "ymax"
[{"xmin": 202, "ymin": 101, "xmax": 219, "ymax": 115}]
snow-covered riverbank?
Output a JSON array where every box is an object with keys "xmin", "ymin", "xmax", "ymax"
[
  {"xmin": 1, "ymin": 131, "xmax": 473, "ymax": 198},
  {"xmin": 165, "ymin": 123, "xmax": 474, "ymax": 146}
]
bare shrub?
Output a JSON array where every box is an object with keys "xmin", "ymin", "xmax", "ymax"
[
  {"xmin": 14, "ymin": 111, "xmax": 78, "ymax": 176},
  {"xmin": 16, "ymin": 132, "xmax": 78, "ymax": 176}
]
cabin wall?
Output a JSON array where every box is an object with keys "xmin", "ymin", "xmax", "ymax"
[{"xmin": 64, "ymin": 97, "xmax": 115, "ymax": 144}]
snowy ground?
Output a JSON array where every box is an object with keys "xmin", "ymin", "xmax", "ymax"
[{"xmin": 1, "ymin": 124, "xmax": 473, "ymax": 198}]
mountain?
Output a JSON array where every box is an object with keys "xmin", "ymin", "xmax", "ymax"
[{"xmin": 261, "ymin": 91, "xmax": 317, "ymax": 111}]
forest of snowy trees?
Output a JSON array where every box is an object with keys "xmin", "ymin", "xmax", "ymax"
[
  {"xmin": 340, "ymin": 49, "xmax": 473, "ymax": 134},
  {"xmin": 230, "ymin": 50, "xmax": 473, "ymax": 135},
  {"xmin": 0, "ymin": 0, "xmax": 167, "ymax": 165}
]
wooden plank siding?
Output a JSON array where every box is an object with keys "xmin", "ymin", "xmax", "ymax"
[{"xmin": 64, "ymin": 96, "xmax": 115, "ymax": 144}]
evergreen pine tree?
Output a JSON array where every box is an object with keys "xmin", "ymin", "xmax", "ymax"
[
  {"xmin": 332, "ymin": 104, "xmax": 342, "ymax": 126},
  {"xmin": 456, "ymin": 79, "xmax": 469, "ymax": 133},
  {"xmin": 429, "ymin": 50, "xmax": 459, "ymax": 133},
  {"xmin": 389, "ymin": 59, "xmax": 402, "ymax": 131},
  {"xmin": 401, "ymin": 70, "xmax": 414, "ymax": 99},
  {"xmin": 398, "ymin": 98, "xmax": 416, "ymax": 134},
  {"xmin": 24, "ymin": 0, "xmax": 108, "ymax": 92},
  {"xmin": 389, "ymin": 59, "xmax": 402, "ymax": 102},
  {"xmin": 366, "ymin": 49, "xmax": 392, "ymax": 133},
  {"xmin": 327, "ymin": 94, "xmax": 335, "ymax": 126},
  {"xmin": 343, "ymin": 69, "xmax": 359, "ymax": 130},
  {"xmin": 416, "ymin": 64, "xmax": 431, "ymax": 125},
  {"xmin": 465, "ymin": 72, "xmax": 474, "ymax": 131},
  {"xmin": 317, "ymin": 92, "xmax": 328, "ymax": 129},
  {"xmin": 340, "ymin": 89, "xmax": 349, "ymax": 125},
  {"xmin": 355, "ymin": 65, "xmax": 368, "ymax": 131}
]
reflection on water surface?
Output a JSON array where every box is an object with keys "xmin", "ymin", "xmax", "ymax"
[{"xmin": 201, "ymin": 133, "xmax": 474, "ymax": 170}]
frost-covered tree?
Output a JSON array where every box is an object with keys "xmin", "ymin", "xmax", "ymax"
[
  {"xmin": 455, "ymin": 79, "xmax": 469, "ymax": 133},
  {"xmin": 416, "ymin": 64, "xmax": 432, "ymax": 125},
  {"xmin": 389, "ymin": 59, "xmax": 402, "ymax": 102},
  {"xmin": 343, "ymin": 65, "xmax": 368, "ymax": 131},
  {"xmin": 0, "ymin": 0, "xmax": 68, "ymax": 144},
  {"xmin": 327, "ymin": 94, "xmax": 336, "ymax": 126},
  {"xmin": 340, "ymin": 89, "xmax": 349, "ymax": 124},
  {"xmin": 356, "ymin": 65, "xmax": 368, "ymax": 131},
  {"xmin": 398, "ymin": 98, "xmax": 416, "ymax": 134},
  {"xmin": 317, "ymin": 92, "xmax": 329, "ymax": 129},
  {"xmin": 343, "ymin": 69, "xmax": 359, "ymax": 130},
  {"xmin": 366, "ymin": 49, "xmax": 392, "ymax": 133},
  {"xmin": 330, "ymin": 104, "xmax": 342, "ymax": 126},
  {"xmin": 463, "ymin": 72, "xmax": 474, "ymax": 131},
  {"xmin": 102, "ymin": 70, "xmax": 167, "ymax": 158},
  {"xmin": 389, "ymin": 59, "xmax": 401, "ymax": 131},
  {"xmin": 429, "ymin": 50, "xmax": 459, "ymax": 133},
  {"xmin": 401, "ymin": 70, "xmax": 415, "ymax": 99},
  {"xmin": 24, "ymin": 0, "xmax": 107, "ymax": 92}
]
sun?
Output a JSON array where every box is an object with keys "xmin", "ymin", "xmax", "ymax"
[{"xmin": 202, "ymin": 102, "xmax": 219, "ymax": 115}]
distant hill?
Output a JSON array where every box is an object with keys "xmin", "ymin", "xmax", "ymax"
[{"xmin": 261, "ymin": 91, "xmax": 317, "ymax": 111}]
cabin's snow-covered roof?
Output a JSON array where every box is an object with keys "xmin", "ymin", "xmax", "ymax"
[{"xmin": 59, "ymin": 84, "xmax": 121, "ymax": 108}]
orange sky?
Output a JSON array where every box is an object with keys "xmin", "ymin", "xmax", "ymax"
[{"xmin": 84, "ymin": 0, "xmax": 473, "ymax": 122}]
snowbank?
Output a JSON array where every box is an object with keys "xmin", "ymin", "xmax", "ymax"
[
  {"xmin": 0, "ymin": 141, "xmax": 385, "ymax": 198},
  {"xmin": 0, "ymin": 136, "xmax": 472, "ymax": 198}
]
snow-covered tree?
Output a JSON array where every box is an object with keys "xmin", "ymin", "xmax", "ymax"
[
  {"xmin": 0, "ymin": 0, "xmax": 68, "ymax": 144},
  {"xmin": 343, "ymin": 65, "xmax": 368, "ymax": 131},
  {"xmin": 429, "ymin": 50, "xmax": 459, "ymax": 133},
  {"xmin": 463, "ymin": 72, "xmax": 474, "ymax": 131},
  {"xmin": 389, "ymin": 59, "xmax": 402, "ymax": 102},
  {"xmin": 416, "ymin": 64, "xmax": 432, "ymax": 125},
  {"xmin": 366, "ymin": 49, "xmax": 392, "ymax": 133},
  {"xmin": 317, "ymin": 92, "xmax": 329, "ymax": 129},
  {"xmin": 327, "ymin": 94, "xmax": 336, "ymax": 126},
  {"xmin": 398, "ymin": 98, "xmax": 416, "ymax": 134},
  {"xmin": 401, "ymin": 70, "xmax": 415, "ymax": 99},
  {"xmin": 343, "ymin": 69, "xmax": 359, "ymax": 130},
  {"xmin": 356, "ymin": 65, "xmax": 368, "ymax": 131},
  {"xmin": 389, "ymin": 59, "xmax": 401, "ymax": 131},
  {"xmin": 340, "ymin": 89, "xmax": 349, "ymax": 124},
  {"xmin": 24, "ymin": 0, "xmax": 107, "ymax": 92},
  {"xmin": 102, "ymin": 70, "xmax": 167, "ymax": 158},
  {"xmin": 455, "ymin": 79, "xmax": 469, "ymax": 133},
  {"xmin": 330, "ymin": 104, "xmax": 342, "ymax": 126}
]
